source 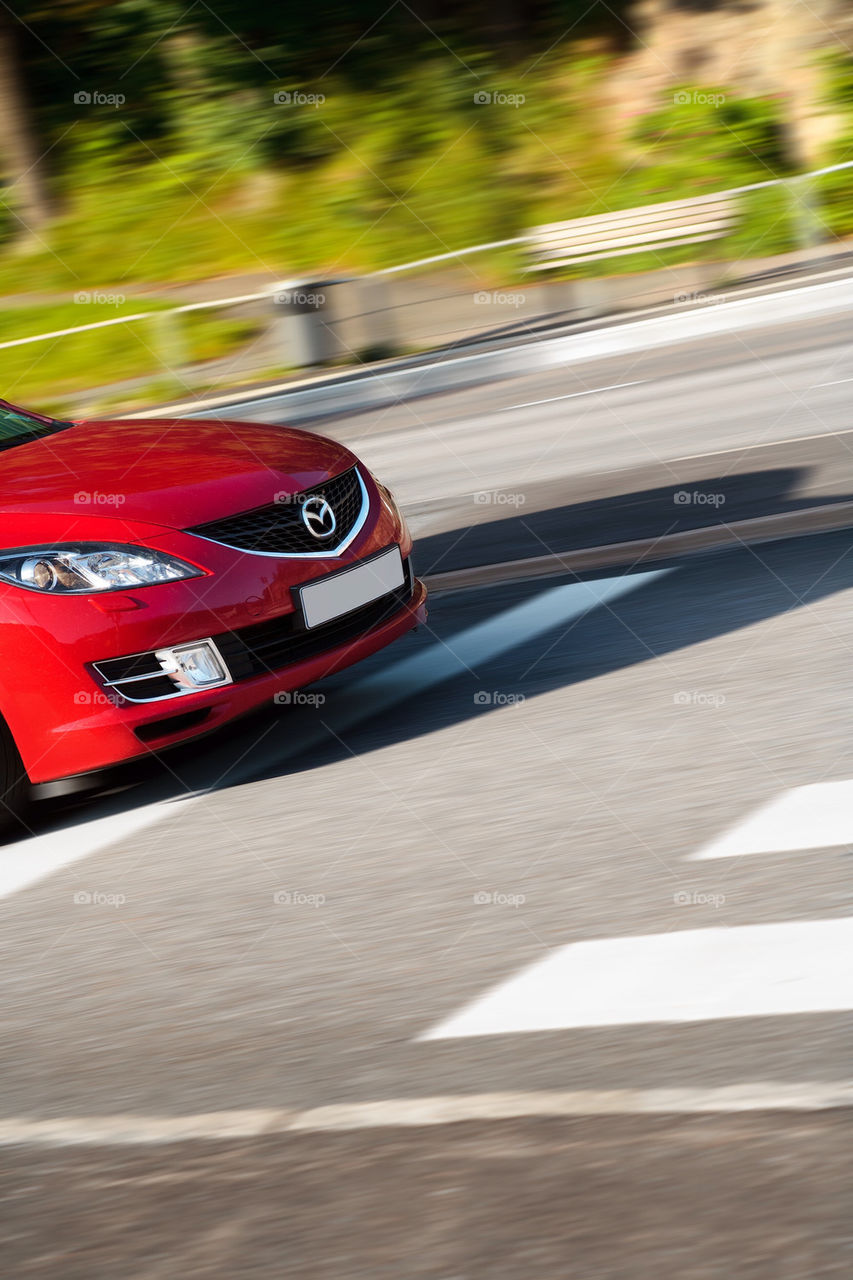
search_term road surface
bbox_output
[2,296,852,1277]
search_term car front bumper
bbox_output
[0,487,427,783]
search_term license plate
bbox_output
[298,546,405,629]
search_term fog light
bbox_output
[154,640,231,691]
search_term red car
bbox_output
[0,398,427,828]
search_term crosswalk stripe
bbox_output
[689,780,853,860]
[420,917,853,1039]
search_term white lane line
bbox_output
[667,426,853,465]
[0,799,197,902]
[0,569,665,900]
[343,570,663,708]
[812,377,853,388]
[501,381,644,410]
[2,1081,851,1146]
[690,780,853,860]
[420,918,853,1040]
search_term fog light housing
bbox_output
[155,640,231,691]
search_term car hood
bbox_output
[0,417,359,537]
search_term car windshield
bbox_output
[0,402,69,451]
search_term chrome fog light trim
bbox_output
[154,639,233,691]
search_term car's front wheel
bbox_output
[0,715,29,839]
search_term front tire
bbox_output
[0,716,30,838]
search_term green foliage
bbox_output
[815,168,853,238]
[536,87,800,275]
[3,0,853,409]
[0,49,608,289]
[819,48,853,114]
[0,189,16,245]
[0,300,258,402]
[623,91,790,200]
[816,49,853,162]
[724,186,800,260]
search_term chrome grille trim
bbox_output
[187,467,371,559]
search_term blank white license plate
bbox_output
[299,546,405,629]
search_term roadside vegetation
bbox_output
[1,3,853,411]
[0,301,258,409]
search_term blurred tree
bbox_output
[0,7,52,231]
[0,0,631,194]
[0,0,808,266]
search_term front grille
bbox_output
[215,559,415,680]
[188,467,366,555]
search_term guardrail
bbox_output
[0,290,271,360]
[4,159,853,408]
[528,192,740,270]
[357,160,853,278]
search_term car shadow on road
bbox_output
[410,464,850,576]
[249,523,853,784]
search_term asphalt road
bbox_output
[4,1115,850,1278]
[2,529,853,1275]
[2,300,853,1276]
[316,310,853,571]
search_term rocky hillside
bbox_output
[613,0,853,163]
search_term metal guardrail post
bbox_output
[272,279,347,368]
[152,310,188,377]
[790,173,824,251]
[356,273,398,359]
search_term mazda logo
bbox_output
[301,495,337,540]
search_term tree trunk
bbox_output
[0,11,52,233]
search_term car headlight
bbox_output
[0,545,204,593]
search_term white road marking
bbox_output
[501,381,644,410]
[420,918,853,1040]
[0,569,665,900]
[812,377,853,388]
[1,1081,851,1146]
[0,799,196,903]
[689,780,853,860]
[668,426,853,465]
[344,571,663,709]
